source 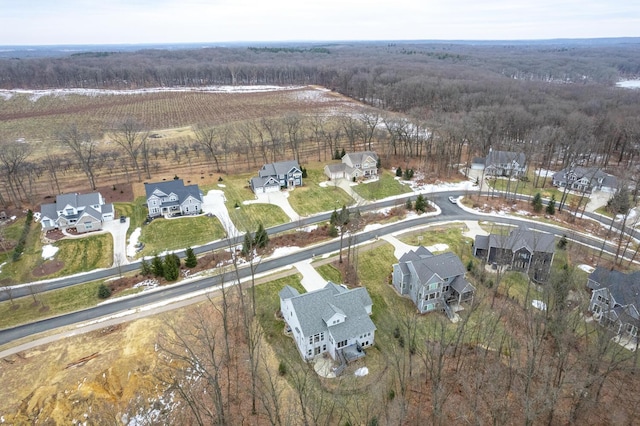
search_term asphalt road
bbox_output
[0,191,626,346]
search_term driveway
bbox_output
[201,189,241,238]
[244,190,300,222]
[102,217,129,265]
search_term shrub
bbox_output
[218,176,223,182]
[98,283,111,299]
[557,235,568,250]
[396,167,402,177]
[278,361,287,376]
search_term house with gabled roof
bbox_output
[588,267,640,343]
[473,226,555,282]
[40,192,114,234]
[279,282,376,362]
[144,179,203,218]
[552,166,618,193]
[392,247,475,319]
[483,148,527,177]
[324,151,379,181]
[251,160,302,194]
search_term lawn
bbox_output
[351,170,413,201]
[215,173,258,206]
[0,280,104,330]
[486,174,585,208]
[315,263,343,283]
[54,234,113,277]
[288,168,355,215]
[114,197,148,238]
[397,223,474,260]
[139,215,226,256]
[228,203,290,232]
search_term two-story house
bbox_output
[588,267,640,343]
[473,226,555,283]
[145,179,203,218]
[324,151,379,181]
[552,166,617,193]
[483,149,527,177]
[392,247,475,318]
[40,192,115,234]
[279,282,376,362]
[251,160,303,194]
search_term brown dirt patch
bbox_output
[31,260,65,277]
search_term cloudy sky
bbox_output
[1,0,638,45]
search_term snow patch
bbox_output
[41,244,59,260]
[271,246,301,257]
[217,183,226,187]
[426,243,449,252]
[534,168,555,177]
[126,228,142,258]
[354,367,369,377]
[578,264,595,273]
[531,300,547,311]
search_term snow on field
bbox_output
[578,264,595,273]
[616,80,640,89]
[127,227,142,258]
[354,367,369,377]
[534,168,555,177]
[41,244,59,260]
[426,243,449,252]
[271,246,301,257]
[297,224,318,233]
[532,300,547,311]
[0,261,7,273]
[0,85,305,101]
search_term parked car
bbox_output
[448,196,458,204]
[120,215,126,223]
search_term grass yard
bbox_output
[216,173,258,206]
[114,197,148,238]
[288,168,355,215]
[0,220,45,284]
[139,215,226,256]
[53,234,113,277]
[0,280,104,330]
[315,263,343,283]
[487,175,585,208]
[351,170,413,201]
[228,203,290,231]
[397,223,473,259]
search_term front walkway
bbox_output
[294,259,328,292]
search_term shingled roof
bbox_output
[144,179,203,202]
[589,267,640,307]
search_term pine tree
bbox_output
[255,223,269,248]
[164,257,180,281]
[340,148,346,158]
[151,255,164,277]
[98,283,111,299]
[415,194,427,213]
[140,258,152,276]
[532,192,543,213]
[185,247,197,268]
[334,149,340,160]
[330,209,339,226]
[242,232,253,256]
[405,197,413,210]
[546,194,556,215]
[396,167,403,177]
[301,167,308,178]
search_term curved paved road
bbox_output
[0,192,627,346]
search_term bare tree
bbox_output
[57,125,99,190]
[0,140,31,208]
[110,118,150,182]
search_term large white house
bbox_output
[144,179,203,218]
[279,282,376,362]
[324,151,379,181]
[250,160,303,194]
[40,192,114,234]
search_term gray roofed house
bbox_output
[552,166,618,193]
[474,226,555,282]
[39,191,115,234]
[251,160,302,194]
[483,149,527,177]
[279,282,376,362]
[588,267,640,344]
[145,179,203,218]
[324,151,379,181]
[392,247,475,319]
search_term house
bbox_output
[473,226,555,282]
[251,160,302,194]
[40,192,115,234]
[392,247,475,318]
[588,267,640,343]
[279,282,376,362]
[145,179,203,218]
[482,149,527,177]
[552,166,618,193]
[324,151,379,181]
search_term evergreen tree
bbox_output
[546,194,556,215]
[340,147,346,158]
[396,167,402,177]
[301,166,308,178]
[185,247,197,268]
[328,224,338,237]
[140,258,152,276]
[532,192,543,213]
[163,256,180,281]
[151,255,164,277]
[254,223,269,248]
[242,232,253,256]
[334,149,340,160]
[98,283,111,299]
[330,209,339,226]
[405,197,413,210]
[415,194,427,213]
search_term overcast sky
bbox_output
[1,0,638,45]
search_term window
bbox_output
[308,350,312,356]
[309,336,313,345]
[320,332,324,341]
[323,344,326,351]
[443,286,449,293]
[84,222,93,230]
[337,340,348,348]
